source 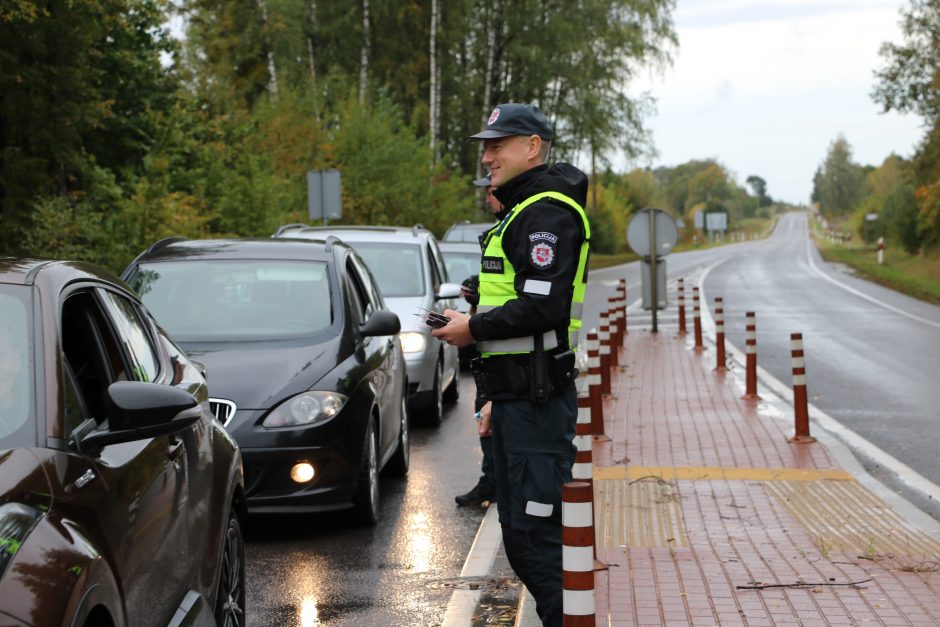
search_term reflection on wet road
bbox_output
[244,373,486,625]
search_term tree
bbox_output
[873,0,940,247]
[815,136,866,217]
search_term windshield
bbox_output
[128,260,334,341]
[349,243,426,297]
[442,251,480,285]
[444,224,492,243]
[0,286,35,447]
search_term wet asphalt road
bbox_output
[243,372,487,626]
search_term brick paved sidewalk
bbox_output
[590,328,940,627]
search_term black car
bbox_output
[0,257,246,627]
[123,238,408,524]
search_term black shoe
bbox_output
[454,480,496,506]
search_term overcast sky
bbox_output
[624,0,925,205]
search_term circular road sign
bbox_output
[626,207,678,257]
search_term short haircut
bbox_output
[538,139,552,162]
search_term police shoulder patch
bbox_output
[528,231,558,269]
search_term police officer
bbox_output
[432,103,590,626]
[454,173,507,507]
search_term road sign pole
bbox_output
[649,208,658,333]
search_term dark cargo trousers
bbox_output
[491,385,577,627]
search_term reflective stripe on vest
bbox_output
[477,190,591,357]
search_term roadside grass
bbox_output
[588,213,779,271]
[814,238,940,306]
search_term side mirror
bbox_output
[80,382,201,450]
[436,283,461,301]
[360,309,401,337]
[190,359,208,379]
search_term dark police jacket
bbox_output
[468,163,589,353]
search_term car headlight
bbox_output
[399,331,427,354]
[262,391,348,428]
[0,503,42,579]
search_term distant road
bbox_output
[585,212,940,497]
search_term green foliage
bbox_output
[882,183,921,254]
[3,0,678,270]
[814,136,867,217]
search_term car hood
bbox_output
[181,336,343,410]
[384,296,433,333]
[0,449,53,511]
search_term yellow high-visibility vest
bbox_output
[476,191,590,357]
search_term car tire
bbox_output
[214,510,246,627]
[352,417,380,525]
[443,357,460,403]
[421,359,444,426]
[385,392,410,476]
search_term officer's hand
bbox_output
[478,401,492,437]
[430,309,475,348]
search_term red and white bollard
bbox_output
[574,396,593,485]
[789,333,816,443]
[714,297,727,371]
[606,299,620,368]
[677,277,687,335]
[599,313,611,395]
[562,481,596,626]
[693,286,704,351]
[742,311,761,400]
[586,331,605,437]
[619,280,628,337]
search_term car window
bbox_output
[428,239,449,284]
[128,260,334,341]
[349,242,426,297]
[99,290,160,383]
[61,290,131,424]
[442,250,481,286]
[0,286,34,446]
[350,255,383,312]
[345,258,374,324]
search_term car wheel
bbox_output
[386,392,410,476]
[422,359,444,426]
[352,417,380,525]
[443,357,460,403]
[214,510,246,627]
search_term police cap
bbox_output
[473,173,492,187]
[468,103,554,141]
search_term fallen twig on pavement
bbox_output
[737,578,871,590]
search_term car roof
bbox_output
[0,257,126,288]
[274,224,435,244]
[129,237,348,264]
[438,241,482,254]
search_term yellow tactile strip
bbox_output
[594,476,688,549]
[593,465,853,482]
[593,465,940,556]
[766,479,940,557]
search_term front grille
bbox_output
[209,398,237,427]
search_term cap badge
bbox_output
[487,107,500,126]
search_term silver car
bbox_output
[275,224,461,425]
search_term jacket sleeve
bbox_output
[469,202,583,343]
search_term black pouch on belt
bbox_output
[550,349,578,388]
[529,333,553,403]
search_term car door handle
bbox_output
[167,436,185,461]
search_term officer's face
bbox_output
[485,186,503,213]
[482,135,540,187]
